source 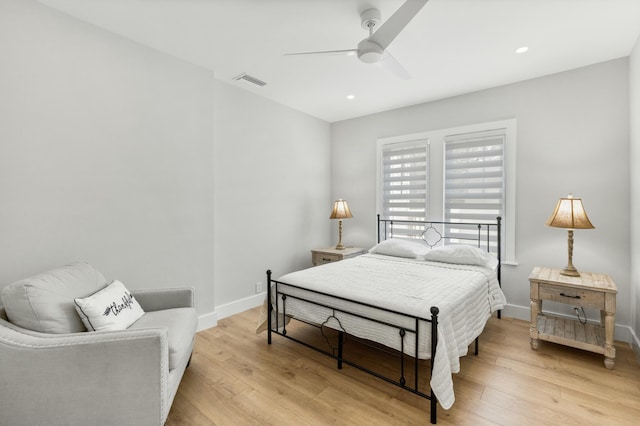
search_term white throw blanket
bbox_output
[267,254,506,410]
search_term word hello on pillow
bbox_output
[74,280,145,331]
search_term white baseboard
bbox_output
[195,293,265,332]
[216,292,265,321]
[500,303,634,344]
[197,311,218,332]
[501,303,530,322]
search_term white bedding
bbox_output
[274,253,506,410]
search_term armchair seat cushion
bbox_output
[128,307,197,370]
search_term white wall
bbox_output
[0,0,332,328]
[630,36,640,353]
[213,81,331,316]
[332,59,632,339]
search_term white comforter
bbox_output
[275,253,506,410]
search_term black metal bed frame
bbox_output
[267,216,502,424]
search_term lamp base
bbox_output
[335,219,345,250]
[560,266,580,277]
[560,229,581,277]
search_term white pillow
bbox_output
[369,238,430,259]
[423,244,498,269]
[74,280,145,331]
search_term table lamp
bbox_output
[330,199,353,250]
[545,194,594,277]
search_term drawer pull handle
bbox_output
[560,292,581,299]
[322,258,332,261]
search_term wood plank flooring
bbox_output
[166,307,640,425]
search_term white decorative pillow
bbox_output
[423,244,498,269]
[74,280,145,331]
[369,238,430,259]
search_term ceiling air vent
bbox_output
[232,73,267,87]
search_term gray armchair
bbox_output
[0,263,197,426]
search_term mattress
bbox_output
[273,253,506,410]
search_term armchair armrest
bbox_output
[132,287,194,311]
[0,319,170,426]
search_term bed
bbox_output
[266,216,505,424]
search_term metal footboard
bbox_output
[267,270,440,423]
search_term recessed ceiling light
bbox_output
[347,94,355,100]
[515,46,529,54]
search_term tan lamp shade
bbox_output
[330,199,353,220]
[545,194,594,277]
[545,195,594,230]
[330,199,353,250]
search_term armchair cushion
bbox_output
[128,307,197,370]
[0,262,106,333]
[74,280,145,331]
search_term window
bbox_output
[443,130,506,254]
[377,119,516,263]
[377,139,429,238]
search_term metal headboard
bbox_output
[376,215,502,288]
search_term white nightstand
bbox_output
[311,247,367,266]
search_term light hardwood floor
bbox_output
[166,307,640,425]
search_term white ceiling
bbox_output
[39,0,640,123]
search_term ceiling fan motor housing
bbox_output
[357,39,384,63]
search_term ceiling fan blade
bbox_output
[369,0,428,51]
[378,51,411,80]
[284,49,357,57]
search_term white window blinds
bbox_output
[444,130,505,252]
[380,139,429,238]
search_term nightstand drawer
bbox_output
[313,252,341,265]
[538,283,605,309]
[311,247,367,266]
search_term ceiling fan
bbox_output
[284,0,429,80]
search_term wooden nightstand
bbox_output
[529,266,617,369]
[311,247,367,266]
